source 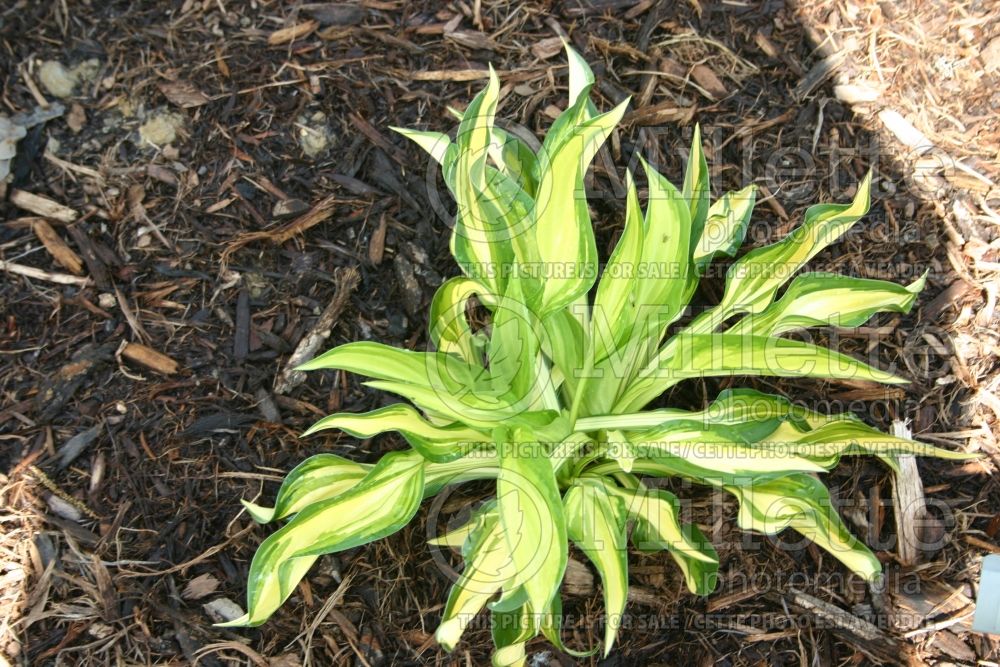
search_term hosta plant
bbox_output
[226,45,967,664]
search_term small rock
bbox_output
[98,293,116,309]
[202,597,244,623]
[297,111,331,157]
[139,111,186,147]
[39,61,77,98]
[0,116,27,181]
[66,103,87,133]
[273,198,309,218]
[47,495,82,521]
[87,622,114,639]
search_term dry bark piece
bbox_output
[121,342,179,375]
[9,189,78,223]
[157,80,210,108]
[32,219,84,274]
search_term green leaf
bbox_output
[541,308,585,398]
[241,454,369,524]
[390,127,455,167]
[532,98,630,315]
[490,127,539,197]
[301,404,490,463]
[429,277,490,364]
[635,157,692,334]
[437,509,517,651]
[222,450,425,627]
[614,485,719,595]
[496,430,567,617]
[693,185,757,270]
[717,172,872,315]
[593,170,644,363]
[725,473,881,580]
[491,600,537,667]
[619,332,906,413]
[728,271,926,337]
[451,66,515,294]
[625,421,828,476]
[298,341,486,392]
[682,124,710,252]
[564,479,628,655]
[758,418,973,473]
[488,278,550,413]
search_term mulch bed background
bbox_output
[1,1,998,665]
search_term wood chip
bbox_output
[368,212,387,265]
[0,259,91,286]
[268,20,318,46]
[785,589,906,663]
[531,36,563,60]
[891,420,930,566]
[157,80,210,108]
[182,573,220,600]
[793,51,846,100]
[121,342,179,375]
[408,69,492,81]
[444,29,498,51]
[690,63,728,100]
[9,189,78,223]
[302,2,365,26]
[274,267,360,395]
[624,101,696,126]
[32,219,84,274]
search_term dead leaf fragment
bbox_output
[157,80,210,108]
[268,20,318,45]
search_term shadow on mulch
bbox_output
[1,1,997,665]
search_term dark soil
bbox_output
[1,1,997,665]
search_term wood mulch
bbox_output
[1,1,997,665]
